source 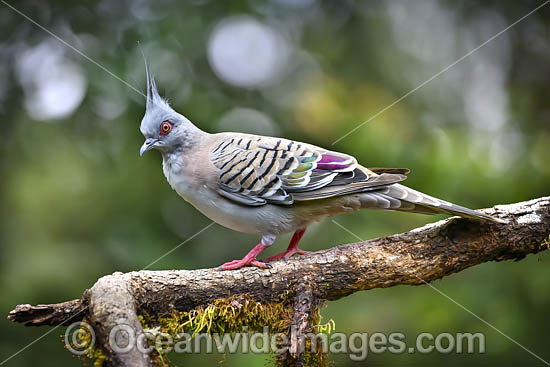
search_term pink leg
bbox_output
[218,242,270,270]
[264,228,309,262]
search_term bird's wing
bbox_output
[368,167,410,175]
[209,134,407,206]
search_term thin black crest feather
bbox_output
[138,43,160,109]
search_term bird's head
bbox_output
[139,59,196,157]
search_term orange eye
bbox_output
[159,121,173,135]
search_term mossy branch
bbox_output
[7,196,550,366]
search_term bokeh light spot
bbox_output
[207,15,289,88]
[16,40,87,121]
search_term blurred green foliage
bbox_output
[0,0,549,366]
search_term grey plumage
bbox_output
[138,60,506,270]
[208,133,503,223]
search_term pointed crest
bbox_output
[139,44,161,110]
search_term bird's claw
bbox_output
[217,259,270,271]
[264,249,310,263]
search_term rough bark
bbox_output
[286,281,323,365]
[7,196,550,366]
[86,274,151,367]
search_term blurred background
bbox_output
[0,0,549,366]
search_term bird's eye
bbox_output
[159,121,173,135]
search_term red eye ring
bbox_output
[159,121,173,135]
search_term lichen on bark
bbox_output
[129,295,332,367]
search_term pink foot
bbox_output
[264,228,309,262]
[219,259,269,270]
[218,242,270,270]
[264,248,310,262]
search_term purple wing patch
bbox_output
[316,154,353,171]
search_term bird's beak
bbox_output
[140,138,158,156]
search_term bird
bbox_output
[138,61,505,271]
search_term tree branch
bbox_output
[7,196,550,366]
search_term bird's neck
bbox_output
[161,121,206,168]
[160,127,202,196]
[180,120,206,147]
[167,119,206,150]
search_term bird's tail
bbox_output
[362,184,506,224]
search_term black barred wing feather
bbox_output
[210,135,406,206]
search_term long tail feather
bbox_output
[366,184,506,224]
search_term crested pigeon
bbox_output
[139,63,505,270]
